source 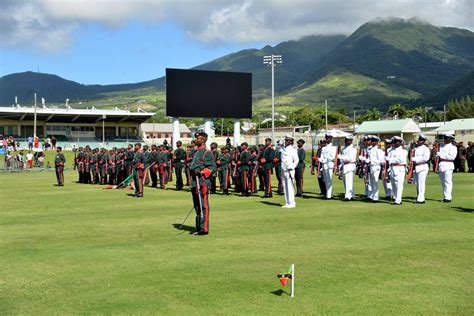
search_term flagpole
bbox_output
[291,263,295,298]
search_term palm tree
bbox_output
[366,108,381,121]
[388,103,407,119]
[407,106,425,121]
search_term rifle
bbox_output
[434,143,440,174]
[383,146,389,183]
[407,146,415,184]
[316,147,322,177]
[356,142,364,177]
[363,149,370,184]
[334,145,340,177]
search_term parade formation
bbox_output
[60,130,461,236]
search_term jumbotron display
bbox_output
[166,68,252,118]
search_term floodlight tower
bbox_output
[263,54,282,142]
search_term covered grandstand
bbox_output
[0,105,154,150]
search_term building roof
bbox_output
[140,123,191,133]
[0,105,154,123]
[434,118,474,132]
[356,119,421,134]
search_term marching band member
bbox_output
[436,132,457,203]
[412,134,430,204]
[320,132,337,199]
[338,135,357,201]
[386,136,407,205]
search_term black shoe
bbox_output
[192,231,208,236]
[415,201,425,204]
[391,202,402,205]
[370,200,379,203]
[442,199,452,203]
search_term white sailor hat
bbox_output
[385,138,393,144]
[284,134,294,140]
[345,134,354,140]
[418,134,428,141]
[442,132,455,139]
[392,136,403,142]
[371,136,380,142]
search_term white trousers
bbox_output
[343,171,355,199]
[390,168,405,204]
[323,168,333,198]
[414,169,428,202]
[383,178,392,198]
[368,169,381,201]
[282,169,296,206]
[439,170,453,200]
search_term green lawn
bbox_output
[1,167,473,314]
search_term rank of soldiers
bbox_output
[68,131,459,205]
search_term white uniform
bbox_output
[437,143,457,201]
[386,146,408,204]
[367,145,385,201]
[382,147,393,198]
[412,144,430,202]
[338,144,357,199]
[320,143,337,198]
[280,144,299,207]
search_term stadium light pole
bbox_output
[33,93,37,138]
[263,54,282,142]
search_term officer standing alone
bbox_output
[54,146,66,186]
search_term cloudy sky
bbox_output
[1,0,472,84]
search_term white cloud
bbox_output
[0,0,472,52]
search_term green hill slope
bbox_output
[1,18,473,111]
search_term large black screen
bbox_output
[166,68,252,118]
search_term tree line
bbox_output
[146,95,473,133]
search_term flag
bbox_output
[277,265,293,286]
[103,172,134,189]
[277,264,295,297]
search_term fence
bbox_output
[1,157,53,173]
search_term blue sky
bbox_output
[1,0,471,85]
[1,21,266,85]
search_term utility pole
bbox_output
[263,54,282,142]
[353,110,356,133]
[34,93,37,138]
[325,100,328,130]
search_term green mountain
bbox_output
[1,18,473,111]
[194,35,346,92]
[424,70,474,106]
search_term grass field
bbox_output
[1,165,473,314]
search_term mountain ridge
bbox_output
[1,18,473,110]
